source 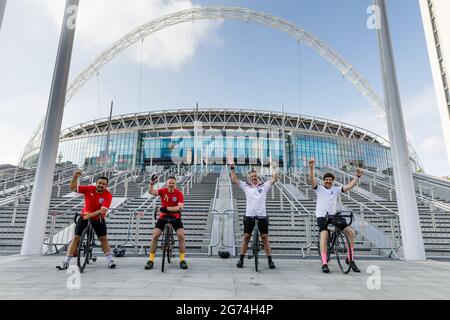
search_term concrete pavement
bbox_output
[1,255,450,300]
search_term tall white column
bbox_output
[375,0,426,260]
[0,0,6,31]
[21,0,79,256]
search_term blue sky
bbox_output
[0,0,448,175]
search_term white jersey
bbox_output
[239,180,272,217]
[313,185,344,218]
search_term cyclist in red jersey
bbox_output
[56,170,116,270]
[144,175,187,270]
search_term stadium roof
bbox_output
[60,108,390,147]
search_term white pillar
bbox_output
[375,0,426,260]
[0,0,7,31]
[21,0,79,256]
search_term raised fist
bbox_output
[150,174,158,184]
[73,170,82,178]
[356,168,363,178]
[309,159,315,167]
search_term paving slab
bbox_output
[0,255,450,299]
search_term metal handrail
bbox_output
[208,209,231,253]
[275,173,313,217]
[212,177,219,210]
[343,165,450,212]
[289,168,396,219]
[43,207,121,254]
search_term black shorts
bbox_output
[75,218,107,238]
[317,216,349,233]
[243,216,269,235]
[155,218,184,232]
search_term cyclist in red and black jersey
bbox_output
[144,175,187,270]
[56,170,116,270]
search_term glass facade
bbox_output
[48,129,392,173]
[57,132,138,170]
[289,134,392,173]
[139,130,284,167]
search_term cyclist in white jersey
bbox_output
[309,159,363,273]
[230,162,278,269]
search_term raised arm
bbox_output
[229,163,241,186]
[342,168,363,192]
[269,162,279,186]
[70,170,82,192]
[308,159,318,189]
[149,174,159,196]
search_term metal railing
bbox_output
[43,207,121,255]
[287,168,403,257]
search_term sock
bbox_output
[105,253,113,263]
[346,246,355,261]
[267,256,273,262]
[180,253,185,262]
[240,254,244,261]
[64,256,72,264]
[150,253,155,262]
[321,252,328,265]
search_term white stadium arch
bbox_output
[19,6,422,167]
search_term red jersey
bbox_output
[157,187,184,219]
[77,185,112,220]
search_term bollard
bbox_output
[124,178,129,198]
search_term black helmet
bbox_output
[218,251,230,259]
[113,245,126,257]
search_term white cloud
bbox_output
[29,0,222,70]
[0,94,49,164]
[0,0,222,166]
[402,86,450,176]
[418,135,445,154]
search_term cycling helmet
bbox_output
[218,250,230,259]
[113,245,126,257]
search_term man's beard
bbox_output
[96,187,103,192]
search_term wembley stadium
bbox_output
[19,108,419,173]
